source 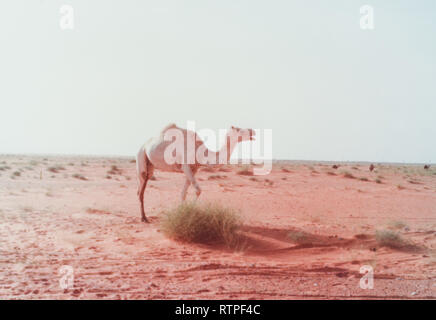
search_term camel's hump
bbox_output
[160,123,178,134]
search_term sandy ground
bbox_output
[0,155,435,299]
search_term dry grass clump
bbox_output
[47,165,66,173]
[387,220,408,230]
[288,231,312,245]
[12,171,21,177]
[264,178,274,186]
[236,165,253,176]
[160,202,242,248]
[342,171,355,179]
[200,166,216,173]
[107,165,122,175]
[218,166,232,173]
[72,173,88,181]
[360,177,369,182]
[375,230,408,249]
[208,174,227,180]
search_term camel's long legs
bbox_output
[138,177,149,223]
[181,164,201,199]
[181,179,191,201]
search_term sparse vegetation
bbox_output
[160,202,242,248]
[72,173,87,181]
[360,177,369,182]
[342,171,355,179]
[375,230,408,249]
[218,166,232,173]
[47,165,66,173]
[236,165,253,176]
[264,179,274,186]
[387,220,408,230]
[397,184,405,190]
[375,178,382,184]
[208,174,227,180]
[107,165,122,175]
[288,231,312,245]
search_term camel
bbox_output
[136,124,255,223]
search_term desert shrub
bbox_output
[208,175,227,180]
[264,179,274,186]
[388,220,408,230]
[342,171,355,179]
[375,230,408,249]
[237,165,253,176]
[375,178,382,184]
[72,173,87,181]
[360,177,369,181]
[218,166,232,172]
[47,165,65,173]
[288,231,312,245]
[160,202,242,248]
[107,165,122,175]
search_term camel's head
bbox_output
[230,126,256,142]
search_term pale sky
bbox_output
[0,0,435,163]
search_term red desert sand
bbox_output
[0,155,435,299]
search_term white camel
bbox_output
[136,123,255,222]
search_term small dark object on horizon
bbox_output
[424,164,430,170]
[369,164,375,172]
[332,164,339,169]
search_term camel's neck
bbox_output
[213,133,239,165]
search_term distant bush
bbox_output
[72,173,87,181]
[237,165,253,176]
[342,171,355,179]
[375,230,407,249]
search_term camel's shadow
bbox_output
[142,215,425,256]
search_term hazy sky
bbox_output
[0,0,435,162]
